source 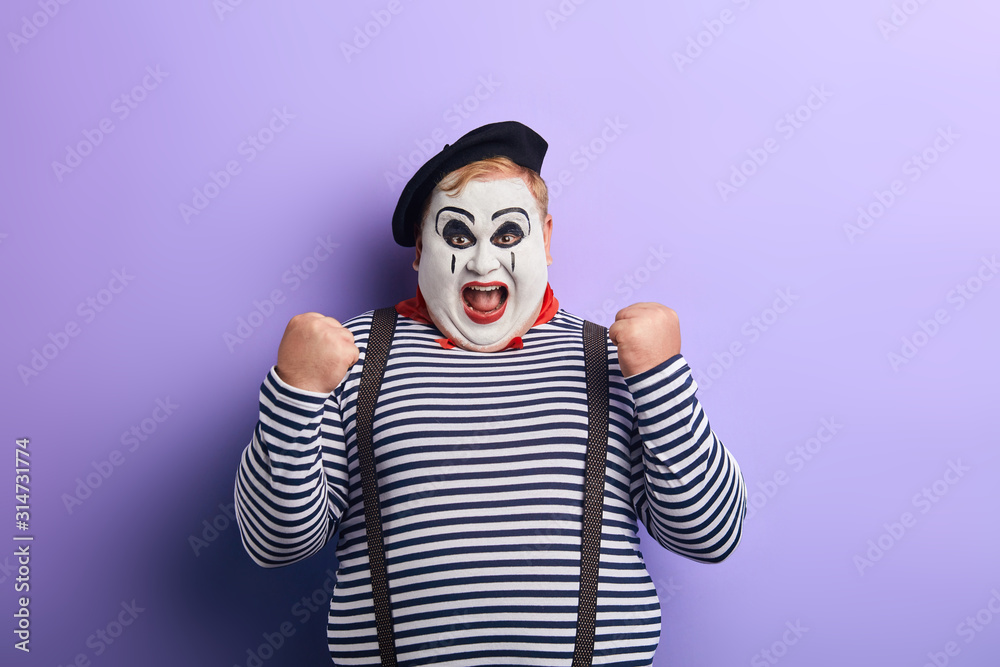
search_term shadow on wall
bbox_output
[165,429,341,666]
[317,216,419,319]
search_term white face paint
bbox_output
[416,177,549,352]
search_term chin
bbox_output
[450,336,515,353]
[432,311,532,353]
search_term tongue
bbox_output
[465,287,502,312]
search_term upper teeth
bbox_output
[469,285,500,291]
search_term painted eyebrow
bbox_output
[492,207,530,234]
[435,207,474,235]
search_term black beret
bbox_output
[391,120,548,247]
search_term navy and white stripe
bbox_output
[235,309,746,666]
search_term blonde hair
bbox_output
[418,157,548,236]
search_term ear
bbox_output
[412,234,422,271]
[542,214,553,266]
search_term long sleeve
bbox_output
[625,353,747,563]
[234,366,351,568]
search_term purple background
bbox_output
[3,1,999,665]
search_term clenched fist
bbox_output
[609,303,681,378]
[275,312,360,394]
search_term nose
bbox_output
[466,242,500,276]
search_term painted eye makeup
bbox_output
[441,219,477,249]
[490,221,524,248]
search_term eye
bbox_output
[441,219,477,249]
[447,234,473,248]
[491,221,524,248]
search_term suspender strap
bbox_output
[355,306,399,667]
[572,320,610,667]
[357,311,609,667]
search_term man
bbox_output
[235,121,746,666]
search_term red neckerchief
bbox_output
[395,283,559,350]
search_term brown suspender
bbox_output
[572,320,610,667]
[355,307,399,667]
[355,307,609,666]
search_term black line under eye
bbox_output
[491,221,524,248]
[442,219,476,249]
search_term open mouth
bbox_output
[462,282,509,324]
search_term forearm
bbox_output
[628,354,747,563]
[235,367,348,567]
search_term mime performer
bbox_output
[235,121,747,666]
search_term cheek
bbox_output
[510,238,547,272]
[423,239,458,268]
[418,241,468,298]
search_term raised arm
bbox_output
[625,355,746,563]
[609,302,746,563]
[234,312,359,567]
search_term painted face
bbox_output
[416,177,550,352]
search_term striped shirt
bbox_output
[235,309,746,666]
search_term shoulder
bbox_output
[341,310,374,332]
[541,309,613,346]
[544,308,624,370]
[523,309,618,362]
[337,310,374,352]
[341,308,442,354]
[545,309,613,331]
[542,308,585,332]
